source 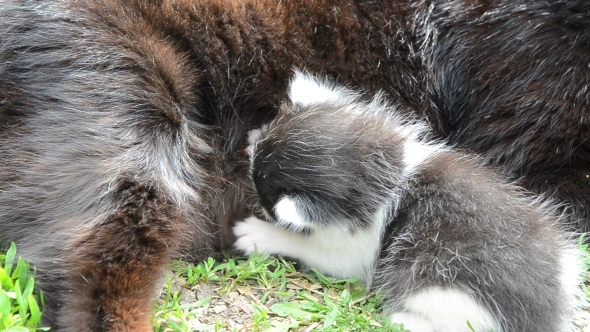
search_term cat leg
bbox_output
[54,180,187,332]
[234,215,380,281]
[233,216,309,257]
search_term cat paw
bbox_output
[233,216,290,255]
[390,312,436,332]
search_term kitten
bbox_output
[234,71,583,332]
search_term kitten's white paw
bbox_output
[390,312,436,332]
[233,216,291,255]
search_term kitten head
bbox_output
[247,71,410,232]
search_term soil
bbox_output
[164,273,333,331]
[162,274,590,332]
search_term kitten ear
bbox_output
[288,69,355,107]
[274,196,311,232]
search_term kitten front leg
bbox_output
[233,216,309,257]
[234,215,378,281]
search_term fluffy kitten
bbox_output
[235,72,583,332]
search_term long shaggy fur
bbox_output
[418,0,590,231]
[0,0,588,330]
[235,72,583,332]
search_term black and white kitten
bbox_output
[234,72,583,332]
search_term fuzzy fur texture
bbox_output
[0,0,588,330]
[235,72,583,332]
[418,0,590,231]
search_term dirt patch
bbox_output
[160,272,590,332]
[162,273,335,331]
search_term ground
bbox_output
[152,254,590,332]
[1,246,589,331]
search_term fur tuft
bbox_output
[288,70,359,107]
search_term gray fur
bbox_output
[242,75,582,331]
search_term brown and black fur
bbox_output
[0,0,588,330]
[0,0,423,330]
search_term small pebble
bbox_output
[213,304,227,314]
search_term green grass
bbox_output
[4,238,590,332]
[155,254,405,332]
[0,243,47,332]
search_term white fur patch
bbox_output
[288,70,355,107]
[234,202,391,283]
[245,125,269,158]
[393,287,499,332]
[559,248,584,297]
[402,139,446,176]
[300,222,381,282]
[247,127,264,146]
[245,129,261,157]
[558,247,584,331]
[274,197,309,232]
